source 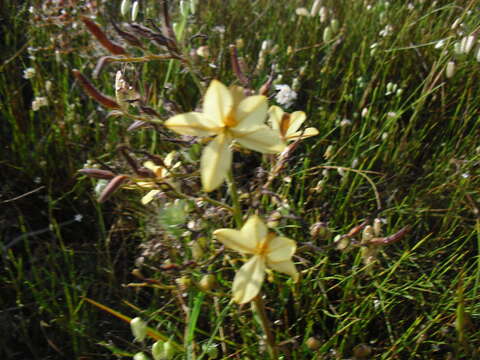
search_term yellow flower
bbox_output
[214,215,298,304]
[165,80,285,192]
[268,105,319,142]
[136,152,179,204]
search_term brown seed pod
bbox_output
[78,168,116,180]
[98,175,130,203]
[80,16,127,55]
[72,69,120,109]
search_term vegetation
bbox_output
[1,1,479,359]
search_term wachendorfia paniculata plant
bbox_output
[76,1,409,358]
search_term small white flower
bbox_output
[32,97,48,111]
[434,39,446,49]
[74,214,83,222]
[23,67,36,79]
[379,24,393,37]
[274,84,297,108]
[295,7,310,17]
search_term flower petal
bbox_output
[214,229,256,254]
[234,95,268,129]
[203,80,233,126]
[229,85,246,107]
[240,215,268,249]
[286,127,319,141]
[266,259,298,282]
[267,236,296,263]
[201,133,232,192]
[165,112,219,136]
[141,190,161,204]
[233,126,286,154]
[284,111,307,137]
[143,161,163,177]
[233,255,266,304]
[267,105,284,131]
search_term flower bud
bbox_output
[291,78,301,91]
[180,0,189,17]
[120,0,131,16]
[361,107,369,118]
[295,7,310,17]
[235,38,244,49]
[130,317,147,342]
[190,241,204,260]
[310,222,330,239]
[190,0,198,14]
[373,218,382,236]
[310,0,322,17]
[323,26,333,42]
[176,276,191,291]
[460,35,475,54]
[361,225,374,243]
[196,45,210,58]
[162,340,175,359]
[446,61,455,79]
[198,274,217,292]
[324,145,334,159]
[306,336,322,350]
[353,343,372,358]
[152,341,165,360]
[330,19,340,34]
[131,1,139,22]
[334,234,350,251]
[133,352,150,360]
[319,7,328,22]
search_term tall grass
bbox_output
[1,0,479,359]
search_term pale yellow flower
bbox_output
[268,105,319,142]
[214,215,298,304]
[165,80,285,192]
[136,152,179,204]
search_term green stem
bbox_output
[252,295,278,359]
[226,171,242,228]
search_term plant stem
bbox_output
[252,295,278,359]
[226,170,243,228]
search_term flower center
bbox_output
[223,108,238,128]
[280,113,291,136]
[256,232,276,256]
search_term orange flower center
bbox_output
[280,113,291,136]
[256,232,276,256]
[223,108,238,128]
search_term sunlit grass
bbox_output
[1,0,479,359]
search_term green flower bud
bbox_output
[330,19,340,34]
[133,352,150,360]
[323,26,333,42]
[130,317,147,342]
[163,340,175,359]
[152,340,165,360]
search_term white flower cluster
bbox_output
[274,84,297,108]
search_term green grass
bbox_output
[1,0,480,359]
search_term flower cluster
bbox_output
[165,80,318,192]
